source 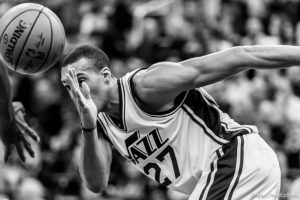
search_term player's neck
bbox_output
[102,78,120,120]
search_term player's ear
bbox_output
[101,67,111,78]
[101,67,112,84]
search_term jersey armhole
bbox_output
[97,118,113,145]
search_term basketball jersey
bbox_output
[97,68,258,195]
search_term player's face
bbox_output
[61,58,111,111]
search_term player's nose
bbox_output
[61,76,69,86]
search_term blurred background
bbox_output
[0,0,300,199]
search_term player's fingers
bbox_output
[66,86,75,100]
[71,68,80,88]
[68,68,75,80]
[68,68,79,89]
[21,138,35,158]
[63,79,81,110]
[16,141,26,163]
[66,73,76,90]
[75,90,86,107]
[61,77,74,98]
[26,127,40,143]
[81,82,91,99]
[65,74,77,99]
[65,72,87,109]
[16,121,40,142]
[4,145,12,163]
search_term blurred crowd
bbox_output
[1,0,300,199]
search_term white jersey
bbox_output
[97,68,258,195]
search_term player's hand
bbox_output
[61,68,97,130]
[3,102,40,163]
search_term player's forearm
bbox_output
[79,130,109,193]
[178,45,300,87]
[241,45,300,69]
[182,45,300,74]
[0,61,14,131]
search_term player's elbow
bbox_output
[81,172,109,193]
[86,181,108,193]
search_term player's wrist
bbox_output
[81,125,96,134]
[0,100,15,123]
[80,116,96,128]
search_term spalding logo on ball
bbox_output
[0,3,65,74]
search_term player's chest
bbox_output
[121,128,171,165]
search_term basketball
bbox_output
[0,3,65,74]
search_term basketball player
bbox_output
[0,58,39,163]
[61,45,299,199]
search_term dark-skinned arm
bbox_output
[0,59,39,163]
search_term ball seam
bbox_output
[33,11,53,73]
[15,7,44,71]
[0,9,41,43]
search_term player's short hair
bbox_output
[62,45,110,71]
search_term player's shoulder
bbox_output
[130,68,145,86]
[130,62,181,88]
[127,67,164,110]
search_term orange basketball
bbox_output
[0,3,65,74]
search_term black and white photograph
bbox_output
[0,0,300,199]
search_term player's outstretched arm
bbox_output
[61,68,112,193]
[135,45,300,106]
[0,59,39,163]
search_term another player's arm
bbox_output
[135,45,300,106]
[0,59,39,163]
[62,68,112,193]
[0,59,14,133]
[79,128,112,193]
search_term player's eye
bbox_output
[78,79,86,87]
[78,78,84,83]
